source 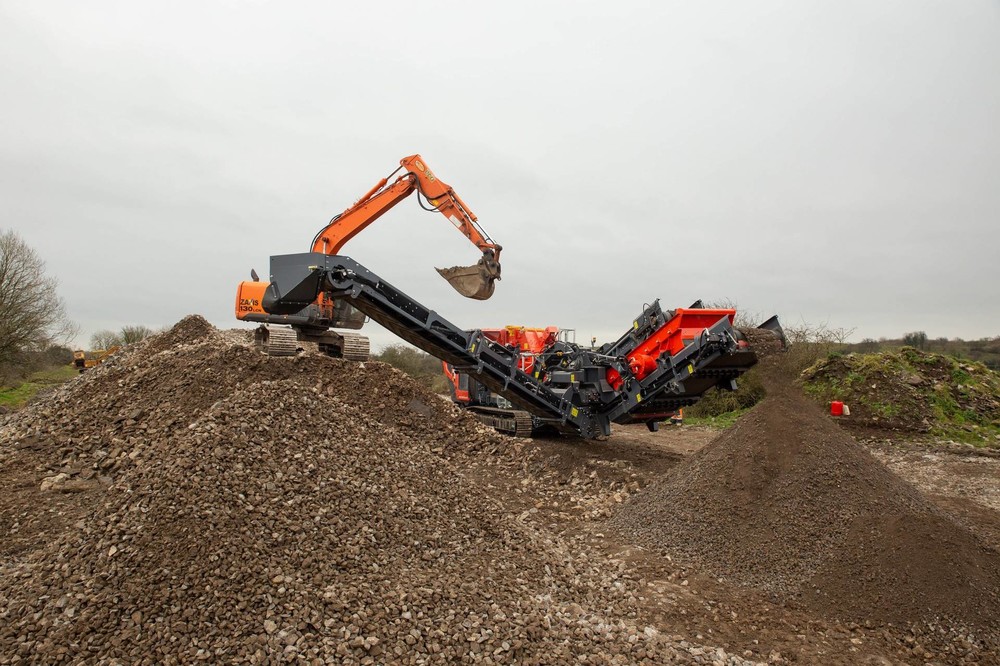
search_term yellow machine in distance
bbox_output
[72,347,120,373]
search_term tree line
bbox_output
[0,230,76,381]
[1,229,157,382]
[89,325,155,351]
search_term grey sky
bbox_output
[2,1,998,351]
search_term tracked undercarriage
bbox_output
[254,324,370,361]
[464,406,536,438]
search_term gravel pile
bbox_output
[1,316,752,665]
[610,384,1000,636]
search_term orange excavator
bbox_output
[234,154,502,359]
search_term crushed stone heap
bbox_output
[610,383,1000,634]
[0,316,732,665]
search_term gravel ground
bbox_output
[5,316,997,664]
[0,316,755,665]
[609,383,1000,659]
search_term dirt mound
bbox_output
[610,384,1000,634]
[802,347,1000,443]
[0,316,724,663]
[142,314,217,354]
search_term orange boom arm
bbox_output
[235,153,504,333]
[310,154,501,263]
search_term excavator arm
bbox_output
[235,153,503,356]
[309,154,502,299]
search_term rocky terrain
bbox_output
[0,317,750,665]
[1,316,998,665]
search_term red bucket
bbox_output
[830,401,844,416]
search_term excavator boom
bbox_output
[309,154,502,299]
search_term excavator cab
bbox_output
[437,249,502,300]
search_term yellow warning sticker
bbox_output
[571,407,579,417]
[570,374,575,383]
[636,393,643,402]
[470,343,476,353]
[687,364,694,374]
[633,320,639,330]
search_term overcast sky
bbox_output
[2,1,998,351]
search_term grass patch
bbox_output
[683,408,750,429]
[0,364,78,409]
[685,369,766,419]
[802,380,834,399]
[868,401,901,420]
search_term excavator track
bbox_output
[512,411,534,438]
[468,407,534,438]
[339,332,370,361]
[255,325,298,357]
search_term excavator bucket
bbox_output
[436,251,501,300]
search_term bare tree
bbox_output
[120,325,153,344]
[0,230,76,366]
[903,331,928,349]
[90,330,123,350]
[90,325,154,349]
[703,298,761,329]
[782,319,856,346]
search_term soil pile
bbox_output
[801,347,1000,442]
[0,317,732,664]
[610,384,1000,635]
